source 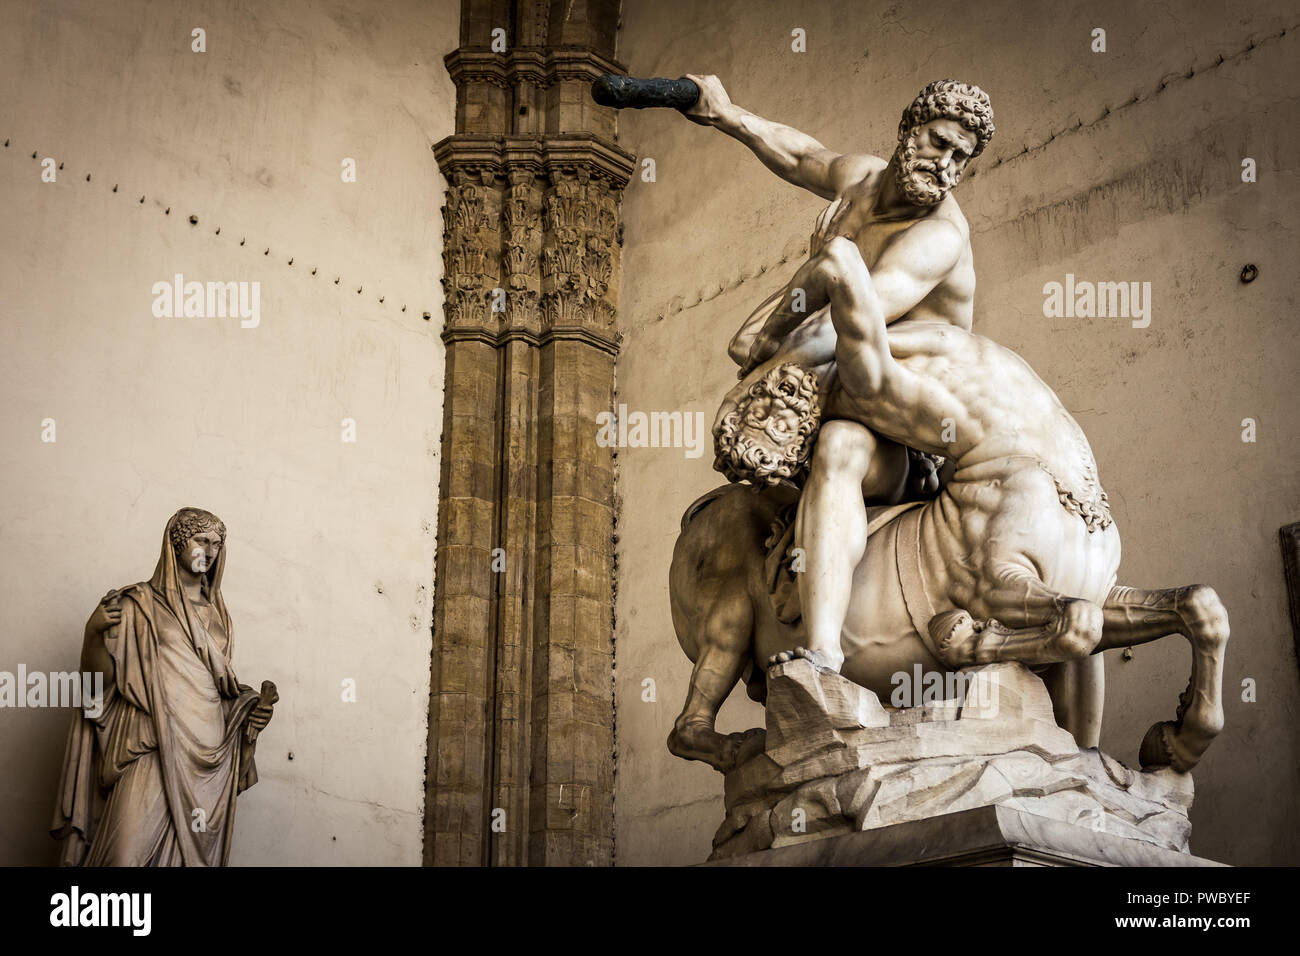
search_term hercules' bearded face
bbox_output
[894,118,978,206]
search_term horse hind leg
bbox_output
[667,584,766,774]
[1040,656,1104,749]
[929,576,1228,772]
[1097,584,1229,772]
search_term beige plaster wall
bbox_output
[0,0,457,865]
[613,0,1300,865]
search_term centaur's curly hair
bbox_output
[898,79,995,157]
[714,363,822,486]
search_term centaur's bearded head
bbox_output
[714,363,822,486]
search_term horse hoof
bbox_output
[1139,720,1174,769]
[1139,720,1194,773]
[730,728,768,768]
[930,609,976,666]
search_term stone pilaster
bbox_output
[425,0,632,867]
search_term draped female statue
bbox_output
[51,507,276,866]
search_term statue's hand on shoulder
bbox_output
[86,589,122,636]
[682,73,731,126]
[81,589,122,679]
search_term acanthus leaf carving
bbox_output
[439,151,626,338]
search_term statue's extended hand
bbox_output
[247,701,274,734]
[245,680,279,743]
[86,590,122,635]
[682,74,731,126]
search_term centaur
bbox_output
[668,237,1229,776]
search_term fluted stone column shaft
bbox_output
[425,0,631,867]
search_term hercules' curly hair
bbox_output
[168,507,227,556]
[714,364,822,486]
[898,79,995,157]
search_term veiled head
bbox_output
[167,507,226,575]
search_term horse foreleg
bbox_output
[668,586,766,774]
[1098,585,1228,772]
[929,567,1106,743]
[930,598,1104,668]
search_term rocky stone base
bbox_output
[704,804,1223,867]
[710,659,1196,862]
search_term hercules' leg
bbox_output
[780,420,908,673]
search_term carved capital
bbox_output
[435,135,635,192]
[444,47,626,93]
[437,132,627,339]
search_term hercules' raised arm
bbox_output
[682,74,881,200]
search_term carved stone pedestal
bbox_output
[703,804,1224,867]
[708,659,1217,866]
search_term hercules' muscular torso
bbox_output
[832,164,976,331]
